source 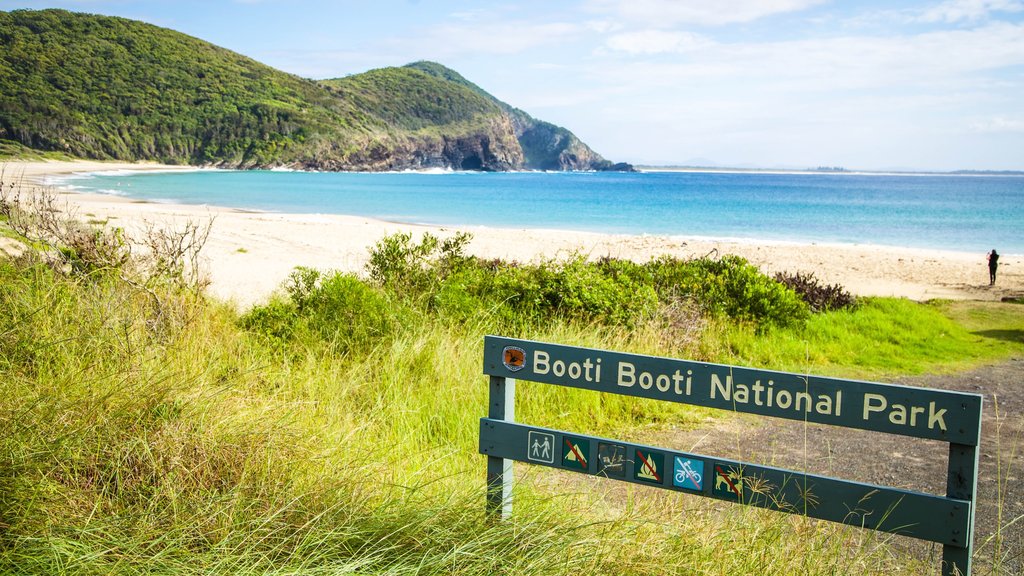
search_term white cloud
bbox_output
[448,9,489,22]
[593,23,1024,92]
[605,30,712,54]
[389,21,583,58]
[969,116,1024,132]
[585,0,826,27]
[585,20,622,34]
[559,13,1024,168]
[920,0,1024,23]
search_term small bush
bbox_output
[647,255,809,329]
[304,272,403,352]
[242,267,410,354]
[365,233,809,331]
[368,233,658,327]
[237,298,299,344]
[774,271,857,313]
[541,255,658,325]
[366,231,472,295]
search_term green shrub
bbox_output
[367,231,472,296]
[237,297,299,344]
[432,265,501,323]
[646,255,809,329]
[537,255,658,325]
[306,272,401,351]
[367,234,658,327]
[366,233,806,330]
[242,267,410,354]
[774,271,856,313]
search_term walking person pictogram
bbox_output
[527,431,555,464]
[538,436,550,459]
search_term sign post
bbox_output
[480,336,983,575]
[485,374,514,519]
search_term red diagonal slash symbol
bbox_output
[565,438,587,469]
[636,450,662,482]
[715,465,741,496]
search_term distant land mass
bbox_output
[0,9,630,172]
[639,164,1024,176]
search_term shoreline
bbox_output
[4,159,1022,309]
[20,160,1024,256]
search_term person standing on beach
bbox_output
[988,249,1000,285]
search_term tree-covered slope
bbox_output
[0,9,626,171]
[321,66,503,132]
[0,9,376,167]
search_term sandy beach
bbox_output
[3,159,1021,309]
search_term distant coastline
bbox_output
[637,165,1024,177]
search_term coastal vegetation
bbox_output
[2,185,1022,574]
[0,9,620,172]
[0,138,74,161]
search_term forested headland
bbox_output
[0,9,626,172]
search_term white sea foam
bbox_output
[78,167,210,177]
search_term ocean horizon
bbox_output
[53,168,1024,255]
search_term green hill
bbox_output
[0,9,627,171]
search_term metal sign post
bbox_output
[480,336,982,576]
[485,374,514,519]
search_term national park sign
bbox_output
[478,336,982,576]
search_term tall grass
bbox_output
[1,227,1021,573]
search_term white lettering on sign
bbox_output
[533,350,602,383]
[710,374,842,417]
[523,346,957,437]
[862,393,947,431]
[616,361,692,396]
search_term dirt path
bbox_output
[662,359,1023,571]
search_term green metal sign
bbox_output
[480,336,982,576]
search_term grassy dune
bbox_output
[1,217,1021,574]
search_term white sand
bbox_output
[4,159,1021,309]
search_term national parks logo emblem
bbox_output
[502,346,526,372]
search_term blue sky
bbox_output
[6,0,1024,170]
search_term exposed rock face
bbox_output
[341,117,628,173]
[301,117,525,172]
[517,112,635,171]
[441,116,525,171]
[320,96,618,173]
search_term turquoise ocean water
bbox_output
[57,170,1024,254]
